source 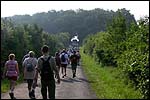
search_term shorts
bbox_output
[7,76,17,81]
[61,64,67,68]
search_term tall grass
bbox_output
[80,49,142,99]
[1,74,24,93]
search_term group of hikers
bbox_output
[2,45,81,99]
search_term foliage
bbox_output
[83,15,149,98]
[81,48,142,99]
[117,16,149,99]
[2,8,136,43]
[1,18,70,74]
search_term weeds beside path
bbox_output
[80,49,142,99]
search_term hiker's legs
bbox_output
[10,80,16,93]
[58,65,60,74]
[48,80,55,99]
[41,80,48,99]
[72,64,77,78]
[61,64,64,75]
[61,64,67,77]
[75,66,77,74]
[27,79,33,91]
[55,65,60,78]
[27,79,35,98]
[77,59,80,65]
[71,65,75,78]
[9,77,17,99]
[64,64,67,76]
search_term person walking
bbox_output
[22,50,29,63]
[22,51,37,99]
[76,50,81,66]
[2,53,19,99]
[32,45,60,99]
[70,51,78,78]
[60,49,69,78]
[55,52,61,77]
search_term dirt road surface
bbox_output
[1,65,97,99]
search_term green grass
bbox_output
[1,79,10,93]
[1,74,24,93]
[80,48,142,99]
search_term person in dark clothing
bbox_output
[76,50,81,66]
[22,50,30,63]
[55,52,61,77]
[69,51,78,78]
[32,45,60,99]
[55,52,61,73]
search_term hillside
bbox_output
[3,8,136,42]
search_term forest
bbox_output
[1,8,149,99]
[3,8,136,43]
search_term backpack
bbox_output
[61,53,66,62]
[40,56,54,80]
[71,55,78,64]
[26,59,34,72]
[22,54,29,63]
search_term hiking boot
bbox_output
[73,73,76,78]
[62,75,64,78]
[29,90,35,99]
[9,93,16,99]
[29,91,32,98]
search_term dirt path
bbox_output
[1,65,97,99]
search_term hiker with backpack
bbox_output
[22,51,37,99]
[76,50,81,66]
[22,50,30,63]
[2,53,19,99]
[69,51,79,78]
[60,49,69,78]
[32,45,60,99]
[55,51,61,76]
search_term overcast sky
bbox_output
[1,1,149,21]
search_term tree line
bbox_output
[1,18,70,74]
[83,12,149,99]
[3,8,136,43]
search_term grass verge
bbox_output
[80,49,142,99]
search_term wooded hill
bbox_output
[2,8,136,42]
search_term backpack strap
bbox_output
[41,58,44,62]
[41,56,51,62]
[40,56,51,71]
[46,56,51,62]
[27,58,34,64]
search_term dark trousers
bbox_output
[41,79,55,99]
[71,63,77,72]
[27,79,33,91]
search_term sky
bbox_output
[1,1,149,21]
